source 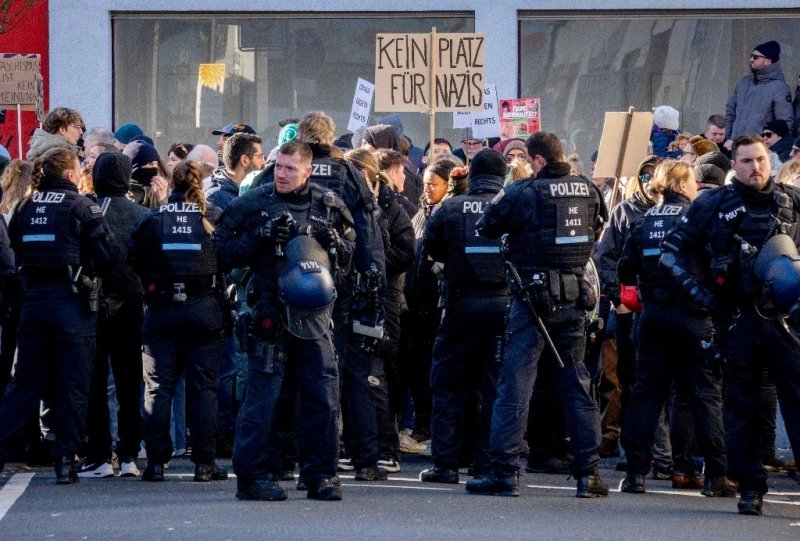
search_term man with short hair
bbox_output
[27,107,85,160]
[422,138,453,167]
[215,141,355,502]
[724,41,793,150]
[455,137,485,162]
[660,134,800,516]
[205,133,264,211]
[250,111,388,481]
[703,115,726,145]
[211,123,257,165]
[468,132,609,498]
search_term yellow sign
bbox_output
[374,32,485,112]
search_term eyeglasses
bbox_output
[750,53,767,60]
[762,131,774,138]
[70,124,84,132]
[463,140,483,147]
[506,152,527,163]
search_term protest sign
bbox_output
[470,84,500,139]
[594,108,654,180]
[0,53,42,109]
[347,78,375,133]
[499,98,541,139]
[374,32,485,113]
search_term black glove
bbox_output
[258,213,295,242]
[317,227,343,252]
[687,284,717,314]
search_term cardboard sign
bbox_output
[499,98,541,139]
[0,53,42,109]
[374,32,485,112]
[347,78,375,133]
[594,110,654,179]
[195,63,225,128]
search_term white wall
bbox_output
[50,0,799,130]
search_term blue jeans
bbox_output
[490,299,600,477]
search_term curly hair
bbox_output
[0,159,34,214]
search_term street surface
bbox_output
[1,455,798,540]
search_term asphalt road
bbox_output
[1,455,798,541]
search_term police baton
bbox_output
[505,260,565,368]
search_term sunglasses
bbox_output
[750,53,768,60]
[762,131,775,138]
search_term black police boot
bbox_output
[620,473,645,494]
[236,474,288,501]
[142,463,166,482]
[54,455,78,485]
[307,477,343,501]
[737,490,764,515]
[701,476,737,497]
[465,470,520,497]
[420,466,459,484]
[576,472,609,498]
[194,462,229,482]
[354,465,387,481]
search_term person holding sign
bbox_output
[468,132,609,498]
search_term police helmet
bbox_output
[278,236,336,339]
[753,234,800,316]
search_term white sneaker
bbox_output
[77,460,115,478]
[377,456,401,473]
[119,460,140,477]
[337,458,354,472]
[398,431,426,454]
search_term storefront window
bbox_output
[113,13,473,155]
[519,11,800,163]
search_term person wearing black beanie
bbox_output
[469,148,507,179]
[724,40,793,145]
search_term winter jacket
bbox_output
[725,62,794,139]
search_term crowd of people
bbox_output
[0,38,798,514]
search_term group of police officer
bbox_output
[0,114,797,515]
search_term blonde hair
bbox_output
[172,160,214,234]
[0,160,34,214]
[297,111,336,146]
[775,160,800,186]
[344,148,390,199]
[648,159,693,197]
[567,153,583,176]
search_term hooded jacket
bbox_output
[26,128,80,161]
[93,152,150,300]
[725,62,794,139]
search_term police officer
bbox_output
[251,111,387,480]
[468,132,609,498]
[660,134,800,516]
[215,141,355,501]
[418,149,509,484]
[129,160,227,483]
[0,147,117,483]
[617,160,734,497]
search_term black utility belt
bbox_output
[22,266,77,286]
